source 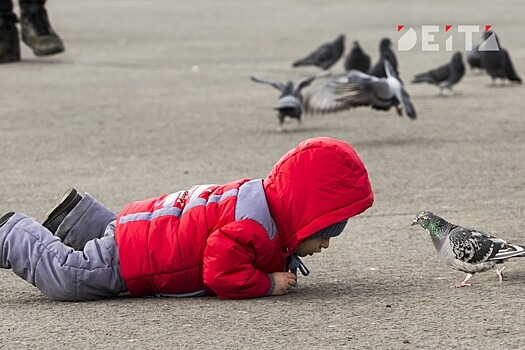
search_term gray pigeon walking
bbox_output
[412,211,525,288]
[304,61,416,119]
[292,34,345,70]
[250,71,330,132]
[368,38,399,78]
[344,40,371,72]
[411,52,465,94]
[479,31,522,84]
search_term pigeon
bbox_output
[466,44,482,71]
[344,40,371,72]
[292,34,345,70]
[250,71,331,132]
[304,61,416,119]
[479,31,522,84]
[412,211,525,288]
[411,51,465,94]
[368,38,399,78]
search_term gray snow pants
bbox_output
[0,193,127,301]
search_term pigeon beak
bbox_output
[411,220,418,226]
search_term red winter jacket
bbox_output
[114,137,374,299]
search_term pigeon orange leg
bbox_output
[395,105,403,117]
[451,273,474,288]
[495,266,506,286]
[437,89,451,98]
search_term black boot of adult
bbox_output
[20,3,64,56]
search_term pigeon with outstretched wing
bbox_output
[305,61,416,119]
[251,71,331,132]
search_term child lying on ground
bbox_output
[0,137,374,301]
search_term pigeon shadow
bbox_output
[352,136,434,149]
[486,83,522,88]
[260,125,336,135]
[16,58,165,70]
[412,92,464,100]
[438,91,463,97]
[14,58,67,66]
[468,70,485,76]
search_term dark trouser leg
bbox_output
[0,213,126,301]
[0,0,20,63]
[19,0,45,16]
[0,0,14,14]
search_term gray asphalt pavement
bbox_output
[1,1,525,349]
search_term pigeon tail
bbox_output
[501,50,522,83]
[412,73,433,84]
[489,244,525,260]
[401,96,417,120]
[292,57,314,67]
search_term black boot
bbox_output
[42,188,82,234]
[0,14,20,63]
[21,7,64,56]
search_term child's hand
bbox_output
[270,272,297,296]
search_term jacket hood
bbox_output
[263,137,374,255]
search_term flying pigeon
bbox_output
[250,71,331,132]
[304,61,416,119]
[368,38,399,78]
[479,31,522,84]
[466,44,482,71]
[292,34,345,70]
[411,51,465,94]
[344,40,371,72]
[412,211,525,288]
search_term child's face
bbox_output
[294,238,331,257]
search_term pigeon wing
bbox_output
[294,70,332,93]
[412,63,450,85]
[441,55,466,88]
[304,71,381,114]
[250,76,285,92]
[303,74,354,114]
[336,74,394,110]
[449,227,525,264]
